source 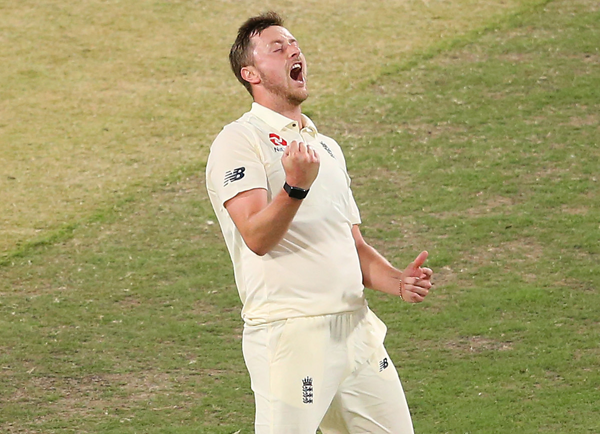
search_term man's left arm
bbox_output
[352,225,433,303]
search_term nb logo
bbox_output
[379,357,389,372]
[224,167,246,186]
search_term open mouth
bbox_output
[290,63,304,82]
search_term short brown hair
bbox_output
[229,11,284,96]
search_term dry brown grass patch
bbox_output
[0,0,543,255]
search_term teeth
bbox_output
[292,64,301,70]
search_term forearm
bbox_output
[352,225,433,302]
[244,189,304,255]
[356,239,402,295]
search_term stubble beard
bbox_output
[261,73,308,107]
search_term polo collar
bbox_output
[251,103,318,137]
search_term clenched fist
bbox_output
[282,140,320,190]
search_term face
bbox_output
[245,26,308,106]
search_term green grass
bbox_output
[341,0,600,431]
[1,0,599,432]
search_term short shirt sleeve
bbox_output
[348,187,361,225]
[206,124,268,206]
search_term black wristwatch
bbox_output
[283,182,309,200]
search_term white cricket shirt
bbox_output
[206,103,366,325]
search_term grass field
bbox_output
[1,0,599,432]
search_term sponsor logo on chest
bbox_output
[269,133,287,152]
[320,141,335,159]
[268,133,336,160]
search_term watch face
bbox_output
[284,182,309,199]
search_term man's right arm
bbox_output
[224,140,320,256]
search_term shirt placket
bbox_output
[299,127,317,150]
[282,125,304,148]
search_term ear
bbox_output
[241,66,261,86]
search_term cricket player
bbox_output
[206,11,433,434]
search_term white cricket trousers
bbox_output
[242,306,414,434]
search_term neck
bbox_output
[253,94,303,126]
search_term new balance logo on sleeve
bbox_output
[224,167,246,186]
